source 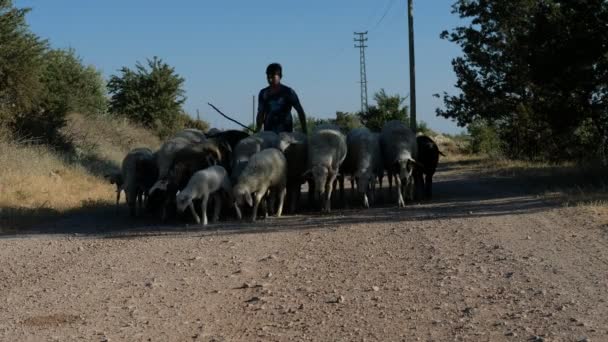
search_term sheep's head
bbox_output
[303,165,328,198]
[175,191,193,213]
[355,170,374,195]
[233,184,253,207]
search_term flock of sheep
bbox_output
[105,120,443,225]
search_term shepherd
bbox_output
[255,63,308,135]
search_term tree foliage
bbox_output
[358,89,409,132]
[107,57,187,137]
[438,0,608,161]
[0,0,46,117]
[41,48,107,116]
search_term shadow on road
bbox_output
[2,157,572,238]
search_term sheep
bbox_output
[232,148,287,222]
[153,139,228,221]
[339,128,383,208]
[278,131,309,213]
[175,165,241,225]
[119,147,159,216]
[155,128,207,182]
[304,125,347,212]
[147,129,207,219]
[414,135,445,200]
[231,131,279,182]
[379,120,420,207]
[206,129,250,151]
[206,128,222,136]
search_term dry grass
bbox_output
[458,155,608,212]
[0,113,160,231]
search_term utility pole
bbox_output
[196,109,200,121]
[354,31,369,114]
[407,0,417,133]
[252,95,255,128]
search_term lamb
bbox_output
[231,131,279,182]
[304,125,347,212]
[232,148,287,222]
[152,139,227,221]
[119,147,159,216]
[175,165,241,225]
[339,128,383,208]
[414,135,445,200]
[379,120,420,207]
[278,131,308,213]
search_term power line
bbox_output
[370,0,399,31]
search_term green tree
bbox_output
[358,89,409,131]
[0,0,47,120]
[438,0,608,161]
[334,111,362,133]
[107,56,186,137]
[41,48,107,116]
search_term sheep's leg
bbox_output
[189,203,201,224]
[307,179,315,208]
[407,177,416,202]
[324,172,338,213]
[115,188,121,214]
[201,194,209,226]
[377,174,384,202]
[137,190,143,216]
[369,177,376,205]
[251,190,266,222]
[234,202,242,220]
[395,176,405,208]
[288,184,297,214]
[338,174,345,207]
[276,186,286,217]
[212,193,222,222]
[388,172,393,195]
[267,190,276,217]
[362,182,370,209]
[161,197,171,222]
[425,174,433,200]
[296,184,302,212]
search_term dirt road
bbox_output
[1,159,607,341]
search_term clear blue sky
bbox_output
[16,0,465,134]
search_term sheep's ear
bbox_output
[302,169,312,179]
[245,192,253,207]
[439,150,446,157]
[408,157,424,169]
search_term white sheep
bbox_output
[175,165,241,225]
[379,120,420,207]
[232,148,287,221]
[231,131,279,182]
[340,128,383,208]
[304,126,347,212]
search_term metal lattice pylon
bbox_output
[354,31,369,113]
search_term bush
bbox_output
[467,120,502,157]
